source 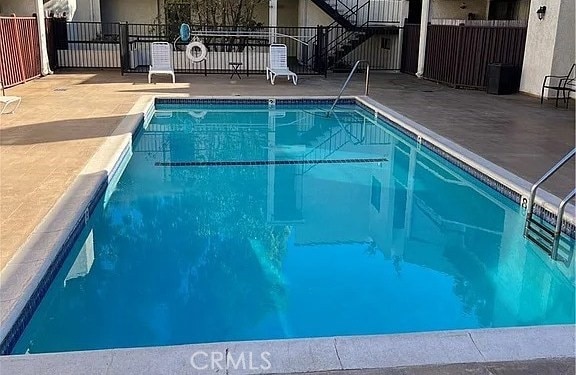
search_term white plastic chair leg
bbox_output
[0,99,21,114]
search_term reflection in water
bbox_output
[13,105,575,354]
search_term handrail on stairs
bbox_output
[328,60,370,116]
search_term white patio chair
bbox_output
[1,83,21,114]
[266,44,298,85]
[148,42,175,84]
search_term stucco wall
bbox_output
[551,0,575,78]
[278,0,298,27]
[298,0,334,27]
[520,0,575,96]
[429,0,488,20]
[72,0,100,21]
[0,0,37,16]
[100,0,158,23]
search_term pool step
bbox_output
[525,218,554,254]
[525,217,575,263]
[523,150,575,262]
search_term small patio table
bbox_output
[229,62,243,79]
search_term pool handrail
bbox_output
[524,148,575,257]
[328,60,370,116]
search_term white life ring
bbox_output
[186,41,207,62]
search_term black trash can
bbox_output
[486,63,520,95]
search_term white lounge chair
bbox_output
[1,83,21,114]
[148,42,175,84]
[266,44,298,85]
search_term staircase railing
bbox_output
[305,1,372,72]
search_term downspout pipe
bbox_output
[416,0,430,78]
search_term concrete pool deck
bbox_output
[0,72,574,373]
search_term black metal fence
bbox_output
[46,19,402,75]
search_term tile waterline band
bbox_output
[154,158,388,167]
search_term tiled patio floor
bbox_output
[0,71,574,272]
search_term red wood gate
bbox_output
[0,16,42,88]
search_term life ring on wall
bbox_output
[186,41,207,62]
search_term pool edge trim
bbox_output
[0,95,574,370]
[0,95,155,352]
[0,325,574,374]
[355,96,575,229]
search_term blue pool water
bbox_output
[12,103,575,354]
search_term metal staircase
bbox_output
[524,149,576,261]
[310,0,359,28]
[305,0,379,71]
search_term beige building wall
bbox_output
[0,0,38,16]
[73,0,100,21]
[100,0,158,24]
[429,0,489,20]
[550,0,575,80]
[520,0,576,97]
[278,0,299,27]
[298,0,334,27]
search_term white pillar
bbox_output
[269,0,278,43]
[416,0,430,78]
[35,0,52,76]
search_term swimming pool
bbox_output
[7,99,575,354]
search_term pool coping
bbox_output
[0,95,574,372]
[0,325,574,374]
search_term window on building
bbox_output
[381,38,391,50]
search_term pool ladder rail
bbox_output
[524,148,576,262]
[328,60,370,117]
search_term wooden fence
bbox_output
[0,16,41,88]
[424,24,527,89]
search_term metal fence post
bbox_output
[119,22,129,75]
[323,26,329,77]
[45,17,59,70]
[314,25,323,73]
